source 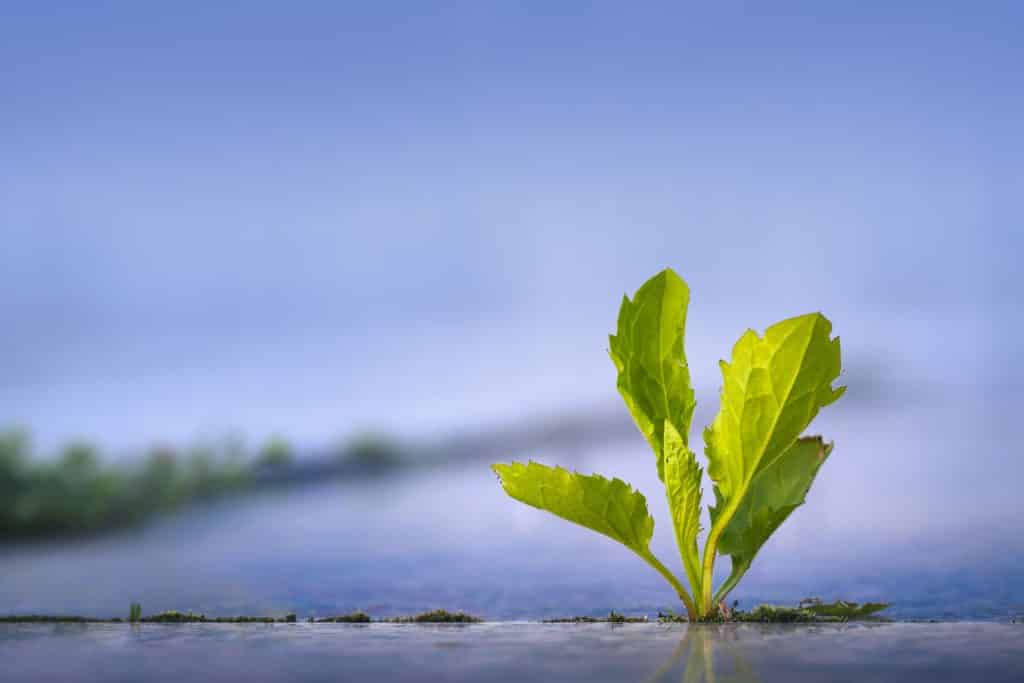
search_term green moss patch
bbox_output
[141,611,285,624]
[0,600,888,625]
[544,611,647,624]
[314,611,372,623]
[380,609,481,623]
[0,615,106,623]
[0,608,483,625]
[658,599,890,623]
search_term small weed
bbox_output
[315,611,372,623]
[381,609,481,623]
[544,611,647,623]
[494,269,846,620]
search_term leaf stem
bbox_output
[642,552,697,621]
[712,569,743,606]
[681,549,703,613]
[699,492,743,614]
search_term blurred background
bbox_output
[1,2,1021,620]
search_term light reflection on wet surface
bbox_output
[1,622,1022,682]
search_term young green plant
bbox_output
[492,268,845,620]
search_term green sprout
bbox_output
[493,268,845,621]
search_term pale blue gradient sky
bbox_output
[2,1,1023,611]
[3,1,1020,448]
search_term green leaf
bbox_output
[663,421,704,601]
[609,268,696,481]
[491,460,696,616]
[705,313,844,501]
[701,313,844,609]
[492,461,656,557]
[711,436,833,602]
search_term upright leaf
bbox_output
[663,421,704,600]
[701,313,844,609]
[608,268,696,481]
[704,313,844,501]
[711,436,832,602]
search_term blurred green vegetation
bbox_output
[341,432,403,467]
[0,429,255,541]
[257,435,295,469]
[0,426,410,543]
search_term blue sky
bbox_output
[2,1,1022,611]
[2,0,1021,445]
[3,2,1020,450]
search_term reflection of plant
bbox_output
[645,627,762,683]
[494,269,845,621]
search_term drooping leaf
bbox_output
[663,421,704,600]
[491,460,695,614]
[711,436,833,602]
[492,461,656,557]
[704,313,844,503]
[608,268,696,481]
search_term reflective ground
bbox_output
[2,622,1022,682]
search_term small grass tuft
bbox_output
[798,597,890,619]
[315,611,372,623]
[382,609,481,623]
[143,610,204,623]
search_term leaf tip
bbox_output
[491,462,519,483]
[658,266,685,286]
